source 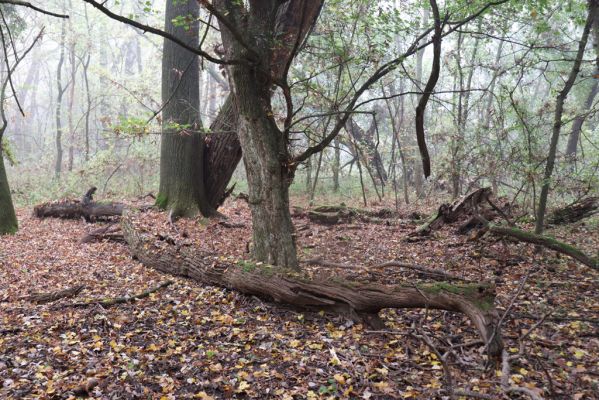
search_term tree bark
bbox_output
[535,5,595,234]
[54,17,67,178]
[201,0,323,210]
[122,209,504,357]
[566,0,599,158]
[157,0,213,217]
[34,200,124,221]
[0,150,17,234]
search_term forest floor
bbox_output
[0,197,598,399]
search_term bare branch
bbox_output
[0,0,68,18]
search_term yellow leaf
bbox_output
[573,349,585,359]
[334,374,345,385]
[194,392,214,400]
[236,381,250,393]
[289,340,301,348]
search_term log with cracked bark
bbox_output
[34,200,124,221]
[122,209,504,357]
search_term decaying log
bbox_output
[306,205,397,225]
[549,196,598,224]
[57,281,173,308]
[411,187,492,236]
[34,200,124,221]
[80,223,124,243]
[23,285,85,304]
[122,209,504,356]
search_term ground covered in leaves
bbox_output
[1,197,598,399]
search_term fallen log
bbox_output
[122,209,504,356]
[23,284,85,304]
[306,205,397,225]
[549,196,598,225]
[34,200,124,221]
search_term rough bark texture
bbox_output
[213,0,322,269]
[157,0,213,217]
[122,209,504,357]
[34,200,124,221]
[0,152,17,234]
[203,95,240,208]
[201,0,323,211]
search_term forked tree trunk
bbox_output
[202,0,323,210]
[122,209,504,357]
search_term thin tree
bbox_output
[535,0,596,234]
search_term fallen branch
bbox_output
[485,223,598,271]
[122,209,504,356]
[80,223,124,243]
[23,285,85,304]
[57,281,173,308]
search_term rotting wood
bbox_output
[410,187,492,236]
[23,284,85,304]
[34,199,124,221]
[549,196,598,225]
[122,209,504,357]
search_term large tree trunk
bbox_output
[157,0,213,217]
[122,209,504,357]
[233,66,298,268]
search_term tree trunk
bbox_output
[535,5,594,234]
[55,18,67,178]
[157,0,213,217]
[0,146,18,235]
[203,95,241,208]
[201,0,323,211]
[232,65,298,269]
